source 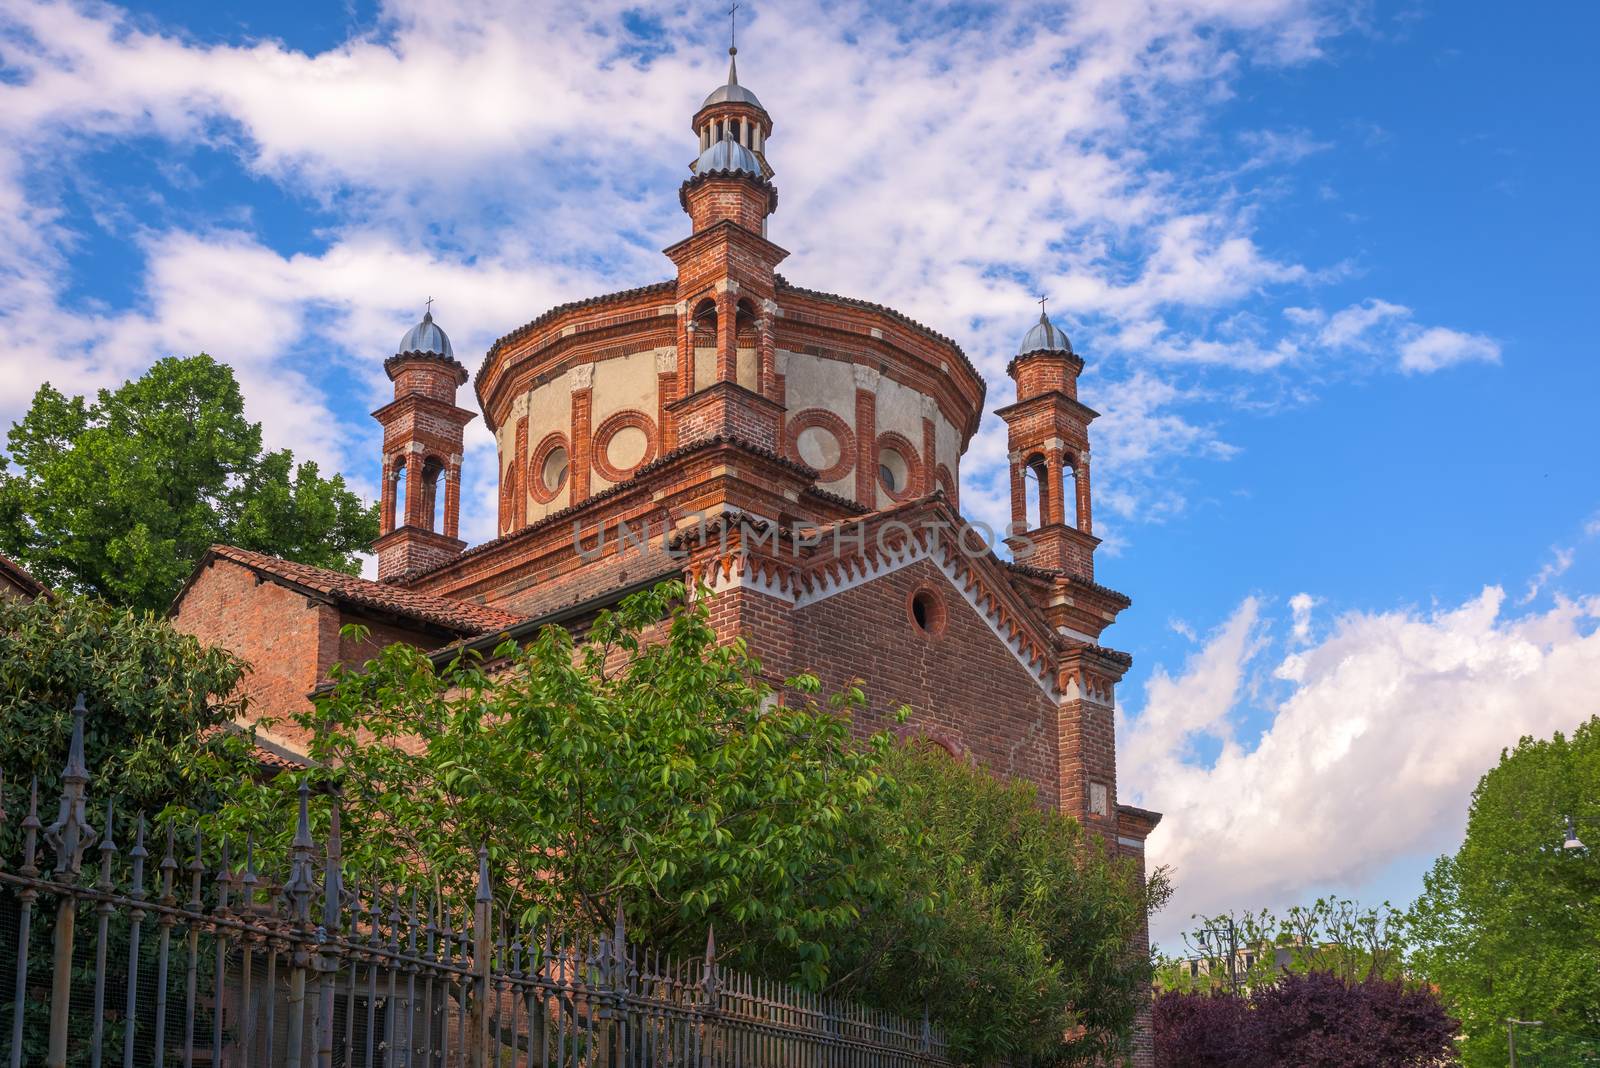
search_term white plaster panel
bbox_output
[874,374,925,446]
[694,347,716,391]
[736,346,757,391]
[781,352,856,423]
[590,350,658,426]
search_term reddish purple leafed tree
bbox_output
[1155,972,1459,1067]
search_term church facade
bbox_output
[170,51,1160,1065]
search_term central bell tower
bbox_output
[662,44,788,455]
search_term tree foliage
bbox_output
[211,581,1161,1065]
[0,591,255,849]
[1406,718,1600,1065]
[1156,897,1408,993]
[0,354,377,612]
[831,742,1167,1065]
[1154,972,1459,1067]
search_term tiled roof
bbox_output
[774,276,986,396]
[0,552,46,597]
[476,280,677,392]
[198,546,526,635]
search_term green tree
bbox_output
[211,581,1162,1065]
[1406,718,1600,1065]
[0,591,256,850]
[0,354,377,612]
[1156,897,1410,994]
[831,742,1168,1065]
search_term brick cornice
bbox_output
[993,389,1101,424]
[370,391,478,428]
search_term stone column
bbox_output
[442,456,461,540]
[403,451,423,528]
[1043,442,1067,527]
[380,458,397,535]
[1077,449,1093,535]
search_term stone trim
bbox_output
[785,408,856,483]
[528,432,571,505]
[589,409,660,484]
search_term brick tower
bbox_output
[372,307,476,580]
[663,45,788,455]
[998,309,1099,576]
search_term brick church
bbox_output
[170,46,1160,1060]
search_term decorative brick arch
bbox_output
[935,463,958,508]
[589,409,659,484]
[528,432,571,505]
[785,408,856,482]
[875,430,924,503]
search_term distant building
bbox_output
[169,45,1163,1065]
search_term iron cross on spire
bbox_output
[1037,295,1049,314]
[424,296,434,316]
[728,2,738,54]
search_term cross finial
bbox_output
[1037,294,1048,312]
[424,296,434,316]
[728,2,738,55]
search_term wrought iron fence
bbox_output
[1,696,953,1068]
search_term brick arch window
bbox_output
[1062,450,1080,529]
[1023,451,1050,529]
[935,463,958,509]
[875,431,924,503]
[590,410,659,484]
[785,408,856,482]
[528,432,571,504]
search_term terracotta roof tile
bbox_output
[0,552,46,598]
[202,546,526,635]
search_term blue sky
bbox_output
[1,0,1596,945]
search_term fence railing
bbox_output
[1,696,953,1068]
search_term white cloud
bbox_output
[1288,591,1317,642]
[0,0,1499,543]
[1123,584,1600,942]
[1398,325,1502,373]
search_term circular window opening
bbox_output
[541,446,569,494]
[909,588,945,636]
[879,447,909,494]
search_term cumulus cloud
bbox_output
[1398,325,1502,373]
[1122,584,1600,943]
[0,0,1501,544]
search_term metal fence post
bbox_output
[44,694,96,1068]
[700,927,719,1068]
[472,847,492,1068]
[315,795,344,1068]
[283,783,317,1068]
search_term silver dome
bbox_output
[693,137,762,176]
[1018,311,1072,356]
[700,55,764,111]
[397,310,454,358]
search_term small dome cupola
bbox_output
[702,53,764,111]
[1018,309,1073,356]
[693,137,762,176]
[691,15,772,175]
[397,308,455,358]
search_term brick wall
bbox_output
[782,559,1061,805]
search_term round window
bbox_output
[879,447,908,494]
[908,587,945,636]
[541,446,569,494]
